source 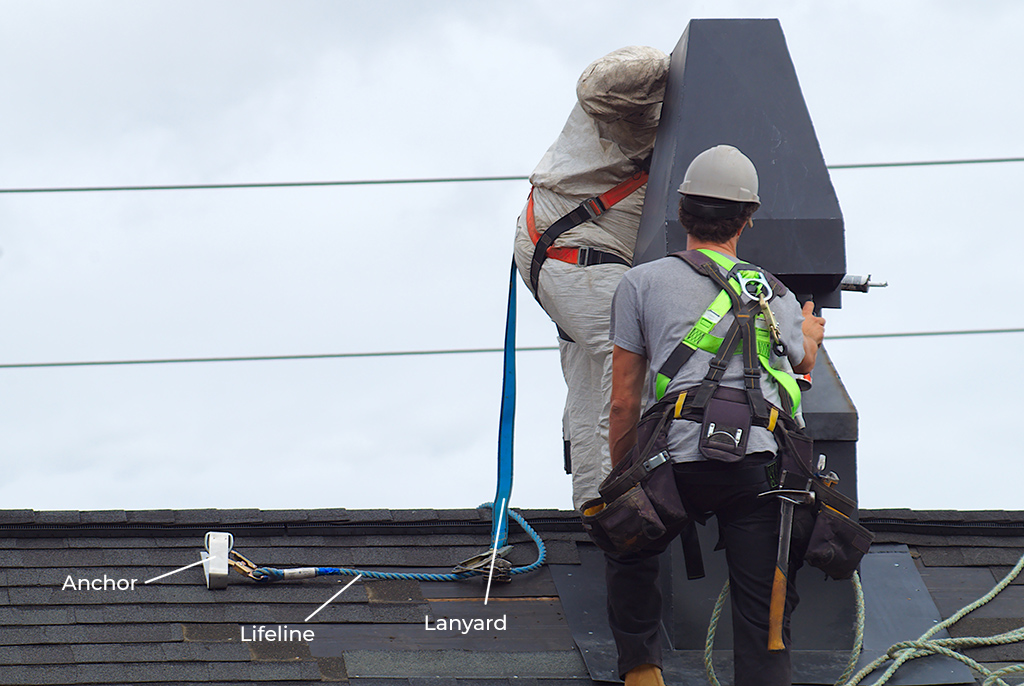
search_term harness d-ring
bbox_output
[737,272,773,302]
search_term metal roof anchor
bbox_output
[202,531,233,589]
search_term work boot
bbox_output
[624,663,665,686]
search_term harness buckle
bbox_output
[581,197,606,220]
[643,451,669,472]
[577,247,593,266]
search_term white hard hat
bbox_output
[678,145,760,204]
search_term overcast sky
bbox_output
[1,1,1022,514]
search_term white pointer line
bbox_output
[144,557,213,584]
[305,574,363,623]
[484,499,507,606]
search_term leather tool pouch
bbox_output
[698,386,752,462]
[806,506,874,580]
[581,401,690,556]
[805,483,874,580]
[776,426,875,580]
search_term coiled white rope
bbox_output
[703,549,1024,686]
[703,572,866,686]
[843,547,1024,686]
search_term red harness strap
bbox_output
[525,169,649,266]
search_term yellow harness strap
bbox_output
[674,391,688,419]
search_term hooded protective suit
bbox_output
[513,46,670,508]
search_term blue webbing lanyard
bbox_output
[491,257,517,548]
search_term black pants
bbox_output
[605,455,808,685]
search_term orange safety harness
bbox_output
[526,169,649,296]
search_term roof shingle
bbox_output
[1,508,1021,684]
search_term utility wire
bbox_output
[1,157,1022,195]
[0,176,530,194]
[827,327,1024,340]
[827,156,1024,170]
[2,327,1023,370]
[0,346,559,369]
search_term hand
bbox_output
[801,301,825,348]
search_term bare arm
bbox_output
[609,345,648,467]
[793,301,825,375]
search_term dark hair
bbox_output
[678,197,760,243]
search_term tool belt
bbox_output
[579,384,780,557]
[580,393,690,558]
[580,386,873,580]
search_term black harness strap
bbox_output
[667,253,777,421]
[689,313,744,410]
[680,523,705,580]
[530,201,597,294]
[655,251,788,384]
[702,264,771,420]
[528,164,649,297]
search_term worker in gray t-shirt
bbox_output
[611,253,806,463]
[603,145,825,686]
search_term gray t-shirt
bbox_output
[610,251,806,462]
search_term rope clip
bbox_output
[227,549,260,579]
[453,545,514,582]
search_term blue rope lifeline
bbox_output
[249,503,545,583]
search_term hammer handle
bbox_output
[768,565,788,651]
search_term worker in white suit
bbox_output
[513,46,670,509]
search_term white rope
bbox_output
[841,548,1024,686]
[702,548,1024,686]
[704,573,867,686]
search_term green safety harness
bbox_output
[654,248,802,425]
[592,248,808,581]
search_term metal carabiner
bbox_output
[756,292,788,356]
[227,549,260,579]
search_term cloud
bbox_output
[0,2,1021,512]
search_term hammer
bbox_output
[760,487,814,651]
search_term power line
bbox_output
[2,326,1023,370]
[0,176,530,194]
[827,327,1024,340]
[0,346,559,369]
[2,157,1022,195]
[827,156,1024,170]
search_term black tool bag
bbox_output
[698,385,753,462]
[580,397,690,556]
[775,423,875,580]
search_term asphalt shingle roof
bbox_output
[1,508,1021,685]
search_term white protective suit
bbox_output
[513,46,670,509]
